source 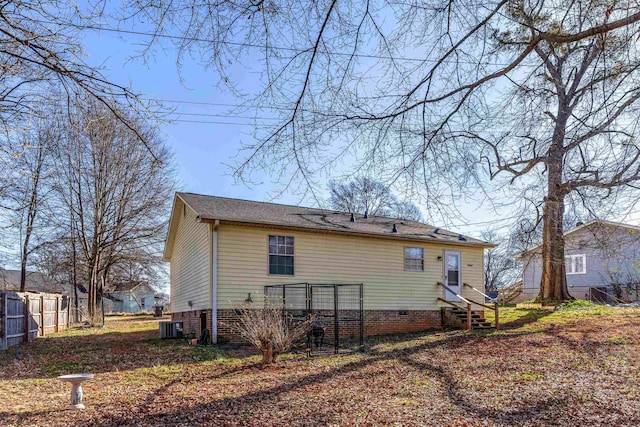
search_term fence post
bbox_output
[1,292,7,350]
[55,296,60,333]
[494,302,499,330]
[24,294,30,343]
[40,294,45,337]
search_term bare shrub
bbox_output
[228,307,314,364]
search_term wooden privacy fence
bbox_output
[0,291,70,350]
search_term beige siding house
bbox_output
[163,192,493,343]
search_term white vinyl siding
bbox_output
[169,201,211,313]
[217,224,484,310]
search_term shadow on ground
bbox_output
[0,317,257,380]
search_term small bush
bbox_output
[227,307,315,364]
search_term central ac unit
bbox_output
[159,321,184,339]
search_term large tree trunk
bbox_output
[72,273,79,323]
[87,262,99,322]
[538,145,573,303]
[19,198,38,292]
[19,255,28,292]
[71,238,79,323]
[19,211,34,292]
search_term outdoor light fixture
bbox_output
[437,256,443,261]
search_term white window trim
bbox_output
[404,247,424,272]
[566,254,586,275]
[268,235,295,276]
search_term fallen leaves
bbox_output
[0,309,639,426]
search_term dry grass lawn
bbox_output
[1,304,639,426]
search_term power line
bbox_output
[165,115,281,126]
[35,96,639,131]
[38,19,517,67]
[164,111,280,120]
[146,98,265,109]
[168,118,271,126]
[446,213,521,229]
[145,96,434,113]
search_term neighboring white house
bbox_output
[163,192,494,343]
[104,281,157,313]
[518,220,640,302]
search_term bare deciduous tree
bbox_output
[0,115,57,291]
[329,177,423,221]
[118,1,640,303]
[53,98,175,322]
[0,2,149,137]
[481,230,519,293]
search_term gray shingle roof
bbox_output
[517,219,640,257]
[0,268,70,294]
[178,192,491,247]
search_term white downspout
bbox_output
[212,220,219,343]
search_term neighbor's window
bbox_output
[140,298,146,309]
[566,254,586,275]
[269,235,294,275]
[404,247,424,271]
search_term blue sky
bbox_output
[8,4,640,291]
[83,29,278,200]
[1,12,509,277]
[78,21,514,238]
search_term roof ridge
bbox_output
[517,219,640,258]
[177,191,434,225]
[162,192,495,260]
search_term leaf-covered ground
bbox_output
[1,305,639,426]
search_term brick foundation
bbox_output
[172,308,487,343]
[213,308,444,344]
[171,309,212,337]
[216,309,242,343]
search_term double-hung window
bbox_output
[565,254,586,275]
[269,235,294,275]
[404,247,424,271]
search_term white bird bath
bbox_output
[58,374,94,410]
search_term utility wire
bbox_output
[164,111,280,120]
[168,120,250,125]
[38,19,517,67]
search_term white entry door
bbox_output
[443,250,462,301]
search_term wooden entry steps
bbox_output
[437,282,499,331]
[448,308,495,330]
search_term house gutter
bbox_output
[211,219,219,343]
[197,217,495,249]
